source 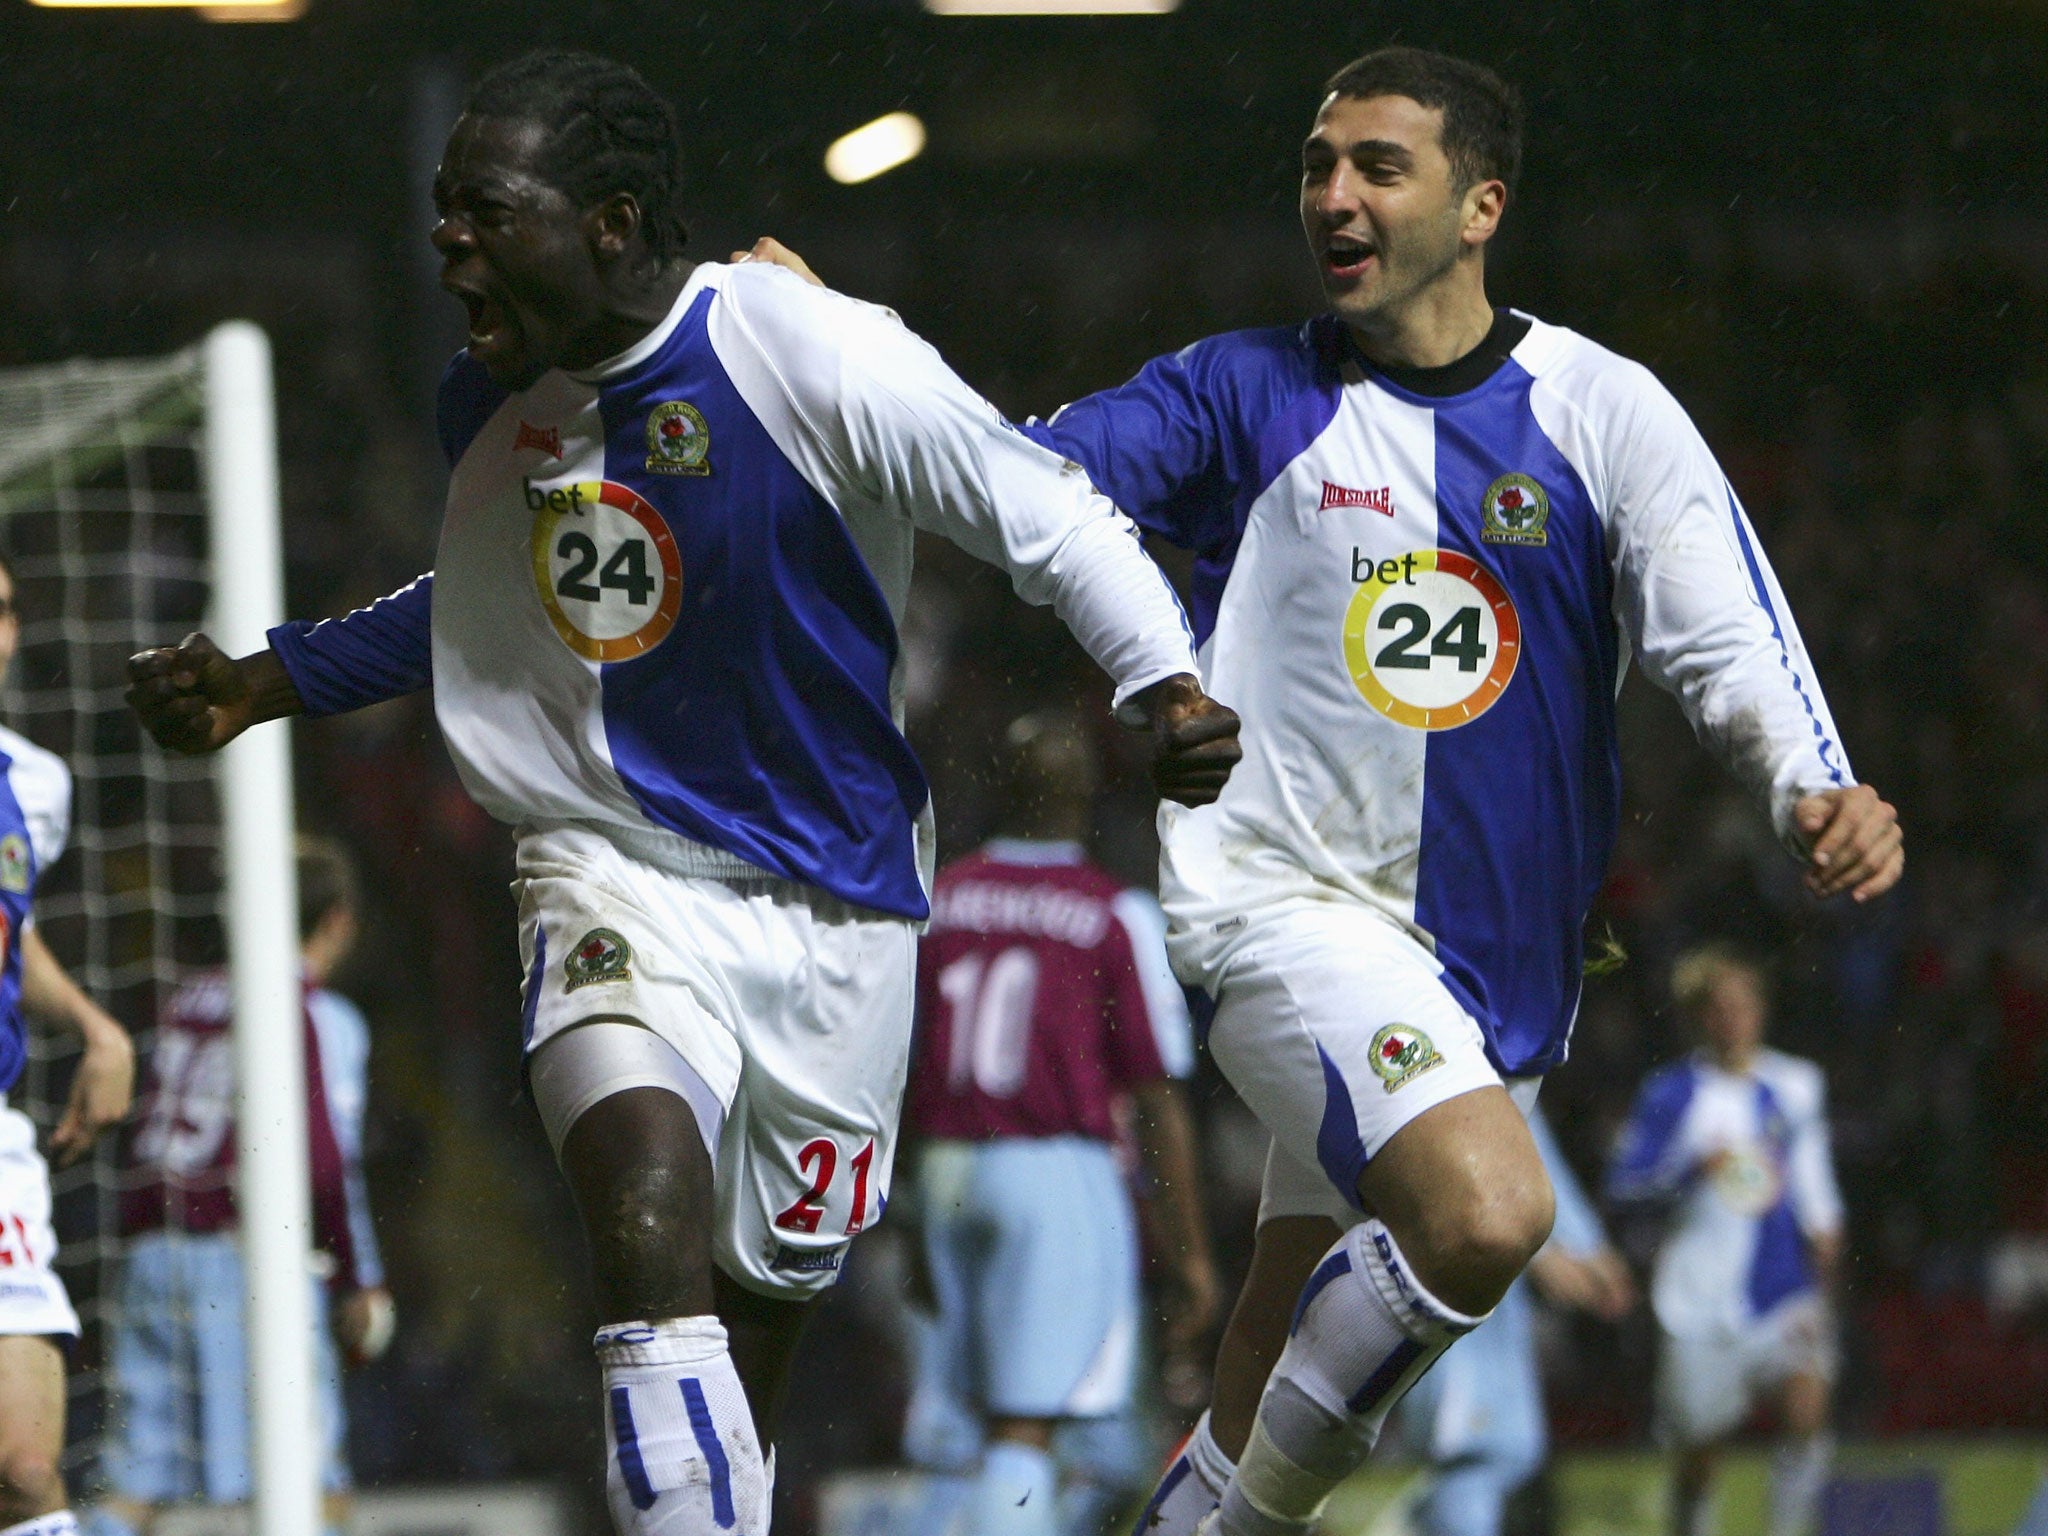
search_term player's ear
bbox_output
[586,192,644,263]
[1461,177,1506,249]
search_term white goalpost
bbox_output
[0,322,319,1536]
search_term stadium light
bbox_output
[924,0,1180,12]
[825,112,927,186]
[28,0,305,13]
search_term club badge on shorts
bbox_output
[0,835,29,894]
[1369,1023,1444,1093]
[1480,472,1549,546]
[564,928,633,991]
[645,400,711,476]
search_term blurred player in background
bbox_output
[1608,946,1843,1536]
[900,706,1215,1536]
[1395,1106,1632,1536]
[94,837,392,1536]
[0,553,137,1536]
[126,49,1237,1536]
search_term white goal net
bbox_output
[0,329,318,1536]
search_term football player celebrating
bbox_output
[0,554,136,1536]
[739,43,1906,1529]
[1023,45,1899,1536]
[125,50,1237,1536]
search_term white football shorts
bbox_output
[0,1102,80,1338]
[1168,895,1516,1227]
[514,822,917,1298]
[1655,1292,1838,1446]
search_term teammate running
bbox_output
[124,50,1237,1536]
[1609,946,1843,1536]
[1013,45,1900,1536]
[0,554,137,1536]
[902,707,1214,1536]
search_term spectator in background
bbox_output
[1396,1106,1634,1536]
[1608,946,1843,1536]
[900,707,1217,1536]
[92,837,394,1536]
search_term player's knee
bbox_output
[1405,1161,1553,1314]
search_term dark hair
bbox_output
[465,50,689,262]
[1323,46,1523,194]
[296,834,359,942]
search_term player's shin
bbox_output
[597,1317,768,1535]
[1766,1432,1832,1536]
[968,1440,1060,1536]
[1214,1221,1481,1536]
[1133,1410,1236,1536]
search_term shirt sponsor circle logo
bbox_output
[0,835,27,894]
[1369,1023,1445,1093]
[527,479,683,663]
[1341,548,1520,729]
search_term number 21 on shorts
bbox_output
[774,1136,877,1237]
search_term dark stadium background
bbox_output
[3,1,2045,1530]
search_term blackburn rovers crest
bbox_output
[564,928,633,991]
[1369,1023,1445,1093]
[0,835,29,894]
[1481,472,1549,546]
[645,400,711,476]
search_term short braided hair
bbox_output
[465,50,689,262]
[1324,47,1523,195]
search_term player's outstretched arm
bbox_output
[21,926,134,1164]
[1131,1078,1220,1350]
[126,633,303,755]
[1793,784,1902,903]
[1128,673,1241,809]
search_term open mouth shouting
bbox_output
[450,283,512,352]
[1322,232,1378,280]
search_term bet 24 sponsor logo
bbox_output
[1342,546,1522,730]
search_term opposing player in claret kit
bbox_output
[0,554,137,1536]
[124,49,1237,1536]
[901,707,1215,1536]
[1608,947,1844,1536]
[1013,44,1901,1536]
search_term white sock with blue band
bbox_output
[597,1316,767,1536]
[1215,1220,1481,1536]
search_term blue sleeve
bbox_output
[1024,324,1336,551]
[1530,1106,1607,1256]
[1606,1064,1698,1205]
[268,575,433,718]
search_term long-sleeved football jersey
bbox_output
[1608,1048,1842,1336]
[0,724,69,1096]
[1032,310,1848,1075]
[271,263,1197,921]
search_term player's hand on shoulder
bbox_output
[126,632,274,754]
[730,237,825,288]
[1128,674,1242,808]
[1794,783,1902,903]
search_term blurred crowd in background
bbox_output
[4,2,2048,1528]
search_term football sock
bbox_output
[597,1316,768,1535]
[1767,1433,1832,1536]
[0,1513,79,1536]
[1132,1411,1234,1536]
[1673,1480,1713,1536]
[968,1439,1060,1536]
[1217,1221,1481,1536]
